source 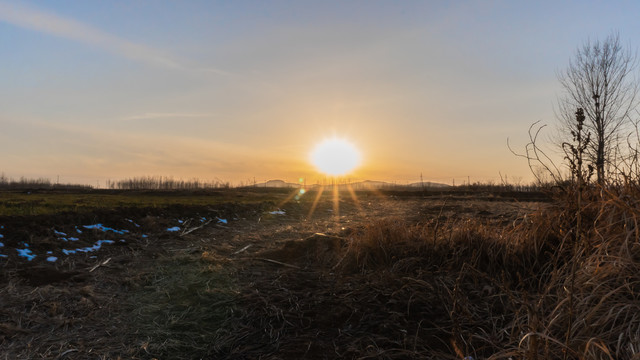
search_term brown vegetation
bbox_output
[208,189,637,359]
[0,185,639,359]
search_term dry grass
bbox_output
[207,187,640,359]
[4,188,640,359]
[0,266,132,359]
[127,254,239,359]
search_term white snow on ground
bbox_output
[57,236,80,242]
[2,215,229,261]
[62,240,115,255]
[53,228,82,242]
[83,224,129,235]
[17,248,36,261]
[269,210,286,215]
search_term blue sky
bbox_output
[0,1,639,186]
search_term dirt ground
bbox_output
[0,190,542,359]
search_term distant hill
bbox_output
[253,179,300,188]
[407,181,451,189]
[250,179,450,190]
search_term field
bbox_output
[0,187,638,359]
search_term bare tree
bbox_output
[558,33,638,185]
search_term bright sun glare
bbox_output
[310,138,360,176]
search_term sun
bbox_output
[310,138,361,176]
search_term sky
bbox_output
[1,0,640,186]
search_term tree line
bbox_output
[106,176,230,190]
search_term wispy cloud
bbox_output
[0,1,229,75]
[121,112,216,121]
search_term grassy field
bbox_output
[0,186,638,359]
[0,188,291,216]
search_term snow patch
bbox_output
[126,219,141,227]
[83,224,129,235]
[58,236,79,242]
[62,240,115,255]
[17,248,36,261]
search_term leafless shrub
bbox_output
[0,173,91,190]
[107,175,230,190]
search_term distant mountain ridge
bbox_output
[255,179,299,188]
[250,179,450,189]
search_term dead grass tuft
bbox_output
[127,254,238,359]
[216,187,640,359]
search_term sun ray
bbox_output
[307,185,325,220]
[332,182,340,222]
[345,183,363,213]
[276,186,307,211]
[307,137,363,225]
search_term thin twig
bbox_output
[89,257,111,272]
[252,257,301,269]
[232,244,252,255]
[181,219,213,236]
[57,349,79,359]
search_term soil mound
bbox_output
[259,233,346,267]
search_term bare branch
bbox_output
[508,121,563,185]
[557,32,639,184]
